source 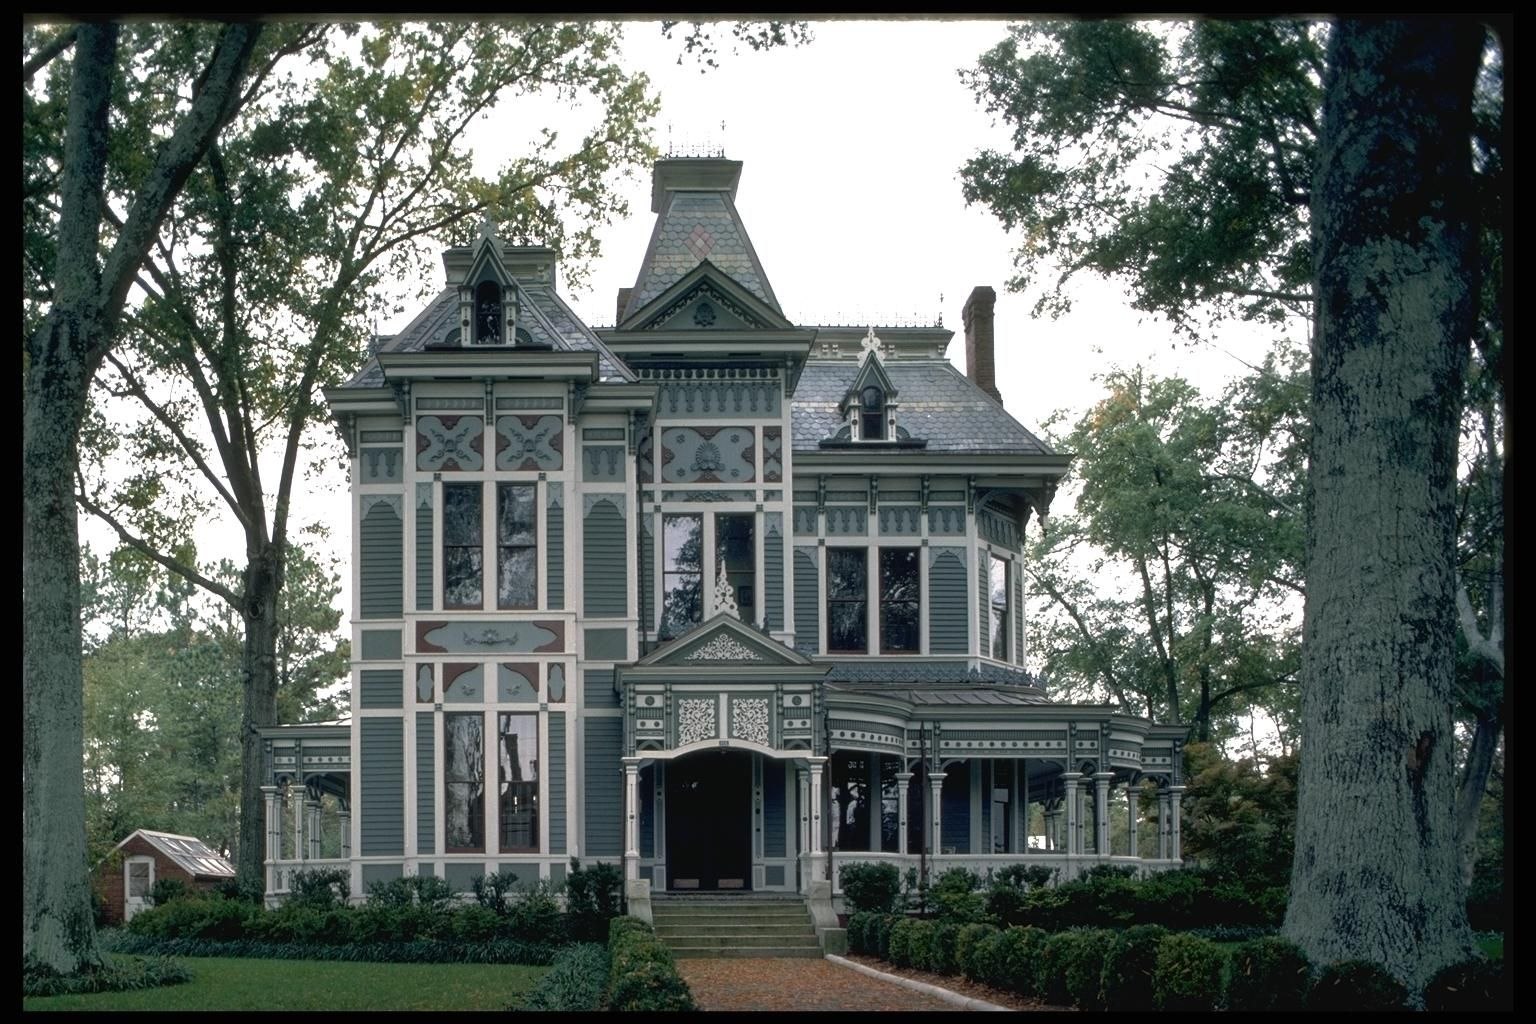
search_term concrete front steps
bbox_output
[651,894,822,959]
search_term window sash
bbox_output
[497,483,537,610]
[880,547,920,653]
[827,548,868,653]
[443,484,483,609]
[990,555,1010,661]
[498,713,538,853]
[716,512,756,622]
[660,514,702,637]
[444,712,485,853]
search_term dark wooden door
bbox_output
[666,750,752,890]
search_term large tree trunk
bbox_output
[238,544,284,893]
[1284,20,1484,997]
[1455,710,1502,888]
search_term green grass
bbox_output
[24,955,548,1011]
[1475,933,1503,960]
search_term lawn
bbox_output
[24,956,548,1012]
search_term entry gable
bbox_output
[636,612,814,668]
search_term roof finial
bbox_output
[860,325,884,362]
[477,216,499,243]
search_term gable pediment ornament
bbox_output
[684,634,764,662]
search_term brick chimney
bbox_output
[962,285,1001,402]
[615,287,633,325]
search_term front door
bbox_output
[666,750,751,890]
[123,856,154,922]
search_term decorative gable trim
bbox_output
[621,261,794,332]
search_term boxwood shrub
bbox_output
[1423,958,1508,1012]
[956,922,999,981]
[967,928,1008,986]
[1099,924,1169,1010]
[839,862,903,914]
[886,917,920,968]
[1226,936,1311,1011]
[994,926,1050,998]
[1152,932,1227,1011]
[126,895,258,941]
[1307,959,1409,1012]
[1061,928,1117,1009]
[924,921,960,975]
[846,911,874,954]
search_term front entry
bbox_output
[666,750,752,890]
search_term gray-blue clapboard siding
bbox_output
[928,551,969,654]
[1015,571,1024,665]
[639,766,654,857]
[360,669,403,709]
[360,500,403,619]
[764,525,784,631]
[763,758,786,857]
[584,669,617,709]
[638,518,654,633]
[416,712,434,854]
[360,718,404,856]
[977,560,988,656]
[548,712,566,854]
[583,717,623,856]
[583,499,626,617]
[793,549,819,654]
[547,485,564,609]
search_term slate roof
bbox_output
[622,191,780,322]
[343,283,630,389]
[791,358,1057,456]
[824,660,1046,695]
[110,829,236,878]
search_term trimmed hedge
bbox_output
[840,862,903,914]
[517,943,611,1011]
[956,922,999,981]
[126,896,259,940]
[1307,959,1409,1012]
[605,917,694,1012]
[1099,924,1168,1011]
[993,926,1049,998]
[1151,932,1226,1011]
[887,917,921,968]
[23,954,192,998]
[99,930,559,964]
[1226,936,1310,1011]
[1061,928,1117,1009]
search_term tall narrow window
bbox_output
[831,750,871,852]
[444,713,484,852]
[715,512,755,624]
[660,514,702,638]
[497,483,537,609]
[498,713,538,852]
[880,548,920,653]
[443,483,483,609]
[827,548,868,653]
[474,280,502,343]
[990,555,1010,661]
[860,385,886,440]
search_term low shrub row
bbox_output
[846,913,1507,1011]
[100,930,560,965]
[516,943,611,1011]
[605,918,695,1012]
[23,954,193,998]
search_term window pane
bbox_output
[498,546,536,609]
[881,548,919,653]
[498,714,538,852]
[716,513,755,622]
[827,548,867,652]
[827,549,867,598]
[661,514,702,637]
[990,556,1009,661]
[444,484,483,608]
[445,713,484,851]
[443,484,482,545]
[880,757,901,853]
[444,548,483,608]
[497,484,536,546]
[128,862,150,897]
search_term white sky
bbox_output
[87,19,1301,716]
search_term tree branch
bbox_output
[23,26,77,82]
[76,481,241,608]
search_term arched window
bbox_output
[474,281,502,344]
[860,385,886,440]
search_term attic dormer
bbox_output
[840,328,899,442]
[452,219,522,347]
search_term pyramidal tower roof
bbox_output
[620,158,782,324]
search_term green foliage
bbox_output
[1151,932,1227,1011]
[149,877,189,907]
[846,911,872,954]
[23,954,193,997]
[930,867,987,924]
[1226,935,1310,1011]
[247,904,354,945]
[839,862,904,914]
[101,931,559,965]
[1037,929,1084,1006]
[365,874,456,912]
[924,921,960,975]
[999,866,1278,932]
[505,879,564,941]
[955,922,999,980]
[1061,928,1117,1009]
[288,868,350,910]
[1182,741,1299,891]
[517,943,610,1011]
[1099,924,1169,1010]
[872,914,898,960]
[448,905,501,943]
[605,918,695,1012]
[1307,959,1410,1012]
[127,895,258,941]
[469,871,515,914]
[565,859,624,943]
[995,926,1049,997]
[994,863,1056,890]
[1422,958,1508,1012]
[886,917,920,968]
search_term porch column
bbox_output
[806,756,828,885]
[339,803,352,859]
[895,772,913,856]
[1169,785,1185,862]
[1093,772,1112,858]
[262,785,280,894]
[290,781,305,863]
[1157,788,1171,860]
[1042,807,1055,851]
[1015,759,1028,855]
[307,798,323,860]
[1061,773,1081,856]
[929,767,945,856]
[797,768,809,856]
[623,758,642,881]
[1125,786,1140,859]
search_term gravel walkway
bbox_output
[675,957,959,1012]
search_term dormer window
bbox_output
[474,281,503,344]
[860,385,886,441]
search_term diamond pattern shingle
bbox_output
[791,359,1056,455]
[624,192,779,320]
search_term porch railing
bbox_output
[825,852,1181,896]
[267,858,350,896]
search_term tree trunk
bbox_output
[1455,710,1502,888]
[24,317,107,975]
[1284,20,1483,997]
[237,544,284,894]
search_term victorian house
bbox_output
[259,158,1188,928]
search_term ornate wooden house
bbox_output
[261,158,1188,924]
